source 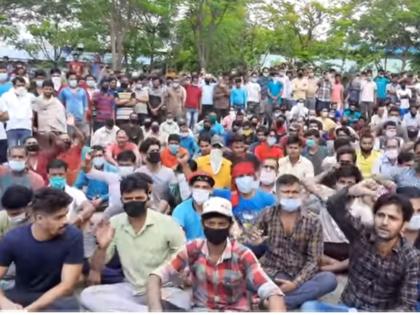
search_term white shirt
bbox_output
[160,121,180,136]
[64,185,88,221]
[201,83,216,105]
[91,125,120,147]
[278,156,314,179]
[397,89,412,109]
[0,89,34,131]
[280,76,292,99]
[245,82,261,103]
[360,80,377,102]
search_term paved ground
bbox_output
[320,274,347,304]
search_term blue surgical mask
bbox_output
[235,176,255,194]
[280,198,301,212]
[118,166,134,177]
[168,144,179,155]
[306,139,316,148]
[49,176,66,190]
[92,157,105,168]
[0,73,7,81]
[9,160,26,172]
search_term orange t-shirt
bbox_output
[161,147,188,169]
[57,144,82,186]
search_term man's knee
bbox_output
[314,271,338,293]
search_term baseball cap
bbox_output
[202,197,233,218]
[188,171,215,187]
[211,135,224,148]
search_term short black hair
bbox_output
[116,150,136,163]
[286,135,302,146]
[335,127,351,137]
[396,186,420,199]
[139,137,161,153]
[231,134,245,144]
[383,121,397,129]
[276,174,301,187]
[66,71,78,79]
[256,126,267,135]
[336,146,357,163]
[398,150,414,165]
[304,129,320,138]
[1,185,33,210]
[198,134,212,145]
[91,145,105,153]
[12,76,26,86]
[34,69,46,78]
[32,187,73,215]
[50,68,61,75]
[334,137,351,151]
[308,119,322,130]
[47,159,68,172]
[120,173,150,195]
[334,165,362,183]
[373,193,413,222]
[168,134,180,143]
[42,79,54,88]
[133,172,153,185]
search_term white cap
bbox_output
[202,197,233,218]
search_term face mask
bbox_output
[35,80,44,88]
[120,83,129,89]
[8,213,27,225]
[263,72,269,77]
[251,77,258,83]
[385,130,397,138]
[408,129,418,139]
[180,132,189,138]
[389,116,400,124]
[118,166,134,177]
[306,139,316,148]
[147,151,161,164]
[168,144,179,155]
[209,115,217,124]
[93,156,105,168]
[167,118,174,124]
[123,201,147,218]
[68,80,78,88]
[192,188,210,205]
[151,125,159,133]
[9,160,26,172]
[235,176,255,194]
[280,197,301,212]
[407,214,420,230]
[87,80,96,88]
[210,148,223,173]
[385,149,398,160]
[172,82,179,88]
[26,144,39,152]
[15,87,27,97]
[49,176,66,190]
[204,226,230,245]
[267,136,277,146]
[260,168,277,185]
[0,73,7,81]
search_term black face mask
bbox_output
[120,83,128,89]
[26,144,40,152]
[144,121,152,129]
[101,86,109,92]
[204,226,230,245]
[148,151,161,164]
[123,201,147,218]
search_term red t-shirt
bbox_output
[57,144,82,186]
[255,142,284,161]
[106,142,138,161]
[184,85,202,109]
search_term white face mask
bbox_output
[118,166,134,177]
[384,149,398,160]
[0,73,8,81]
[35,79,44,88]
[210,149,223,174]
[8,212,27,225]
[385,130,397,138]
[52,77,61,89]
[235,176,255,194]
[191,188,210,205]
[15,87,27,97]
[279,197,301,212]
[407,214,420,230]
[267,136,277,146]
[68,80,78,88]
[260,168,277,185]
[87,80,96,88]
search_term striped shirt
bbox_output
[151,238,283,311]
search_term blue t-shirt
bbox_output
[172,190,231,241]
[58,87,88,122]
[267,80,283,97]
[0,81,12,96]
[375,76,390,99]
[231,189,276,223]
[0,224,83,292]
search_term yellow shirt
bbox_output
[195,155,232,189]
[106,209,185,295]
[278,156,315,180]
[356,150,382,178]
[317,117,337,132]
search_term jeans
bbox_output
[0,139,7,164]
[6,129,32,147]
[359,101,374,120]
[315,100,331,114]
[301,300,355,312]
[80,282,191,311]
[305,97,316,110]
[276,271,337,310]
[5,288,79,311]
[186,109,198,130]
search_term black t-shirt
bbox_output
[0,224,83,293]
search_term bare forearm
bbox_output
[90,248,107,273]
[147,275,163,312]
[26,283,74,312]
[268,295,287,312]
